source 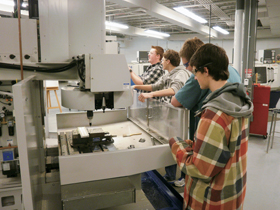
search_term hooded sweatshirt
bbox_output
[200,82,253,118]
[169,82,254,210]
[151,65,191,103]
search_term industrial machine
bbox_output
[254,63,280,88]
[137,51,149,63]
[0,1,187,209]
[128,62,151,76]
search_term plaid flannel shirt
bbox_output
[169,107,249,210]
[139,62,164,93]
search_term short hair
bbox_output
[151,46,164,60]
[179,37,204,61]
[163,50,180,67]
[189,43,229,81]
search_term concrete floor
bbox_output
[45,81,280,210]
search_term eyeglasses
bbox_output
[183,62,189,68]
[193,62,212,75]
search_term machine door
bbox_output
[13,75,45,210]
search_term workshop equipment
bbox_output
[250,84,271,138]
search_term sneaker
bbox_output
[174,178,185,187]
[163,174,175,183]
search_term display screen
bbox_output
[138,51,149,63]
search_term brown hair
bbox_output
[151,46,164,60]
[189,43,229,81]
[179,37,204,61]
[163,50,180,67]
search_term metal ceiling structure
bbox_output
[0,0,278,40]
[105,0,280,40]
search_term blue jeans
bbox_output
[165,164,185,180]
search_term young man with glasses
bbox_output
[169,43,253,210]
[170,37,241,188]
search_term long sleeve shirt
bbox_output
[139,62,164,90]
[169,107,249,210]
[151,65,191,103]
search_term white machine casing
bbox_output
[61,53,132,110]
[255,63,280,88]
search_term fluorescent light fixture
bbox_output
[105,21,129,29]
[135,32,165,39]
[22,2,28,8]
[213,26,229,35]
[174,6,207,24]
[144,30,170,38]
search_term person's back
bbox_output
[228,65,241,83]
[171,37,242,141]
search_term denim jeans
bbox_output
[165,164,185,180]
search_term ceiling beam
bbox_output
[266,0,280,35]
[169,28,280,41]
[108,0,218,37]
[106,24,170,39]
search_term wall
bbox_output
[119,37,280,65]
[119,37,182,63]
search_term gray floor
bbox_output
[46,82,280,210]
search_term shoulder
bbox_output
[201,107,234,128]
[228,65,241,83]
[178,74,199,91]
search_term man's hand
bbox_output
[138,93,153,102]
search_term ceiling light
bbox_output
[105,21,129,29]
[144,30,170,38]
[173,7,207,24]
[22,2,28,8]
[213,26,229,35]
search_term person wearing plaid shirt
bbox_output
[130,46,165,89]
[169,43,253,210]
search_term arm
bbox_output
[169,108,231,182]
[171,96,183,107]
[169,71,191,107]
[130,71,143,85]
[133,85,152,91]
[171,75,201,109]
[138,88,174,102]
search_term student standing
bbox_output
[169,43,253,210]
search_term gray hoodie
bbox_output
[151,65,191,103]
[200,82,254,118]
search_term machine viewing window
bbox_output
[253,66,267,84]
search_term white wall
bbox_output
[118,37,280,65]
[119,37,183,63]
